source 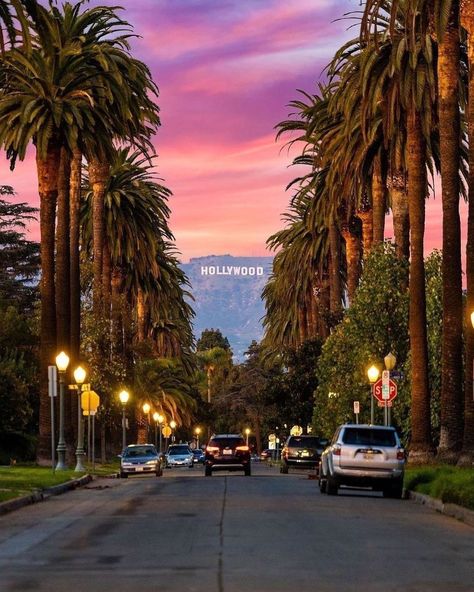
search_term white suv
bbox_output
[319,425,405,498]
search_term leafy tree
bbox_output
[0,186,39,312]
[196,329,231,352]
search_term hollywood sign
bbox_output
[200,266,265,277]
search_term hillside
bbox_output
[181,255,273,359]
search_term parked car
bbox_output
[260,448,280,461]
[280,435,328,473]
[120,444,163,478]
[204,434,251,476]
[192,448,205,464]
[165,444,194,468]
[319,424,405,498]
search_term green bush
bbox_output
[0,431,37,464]
[405,466,474,511]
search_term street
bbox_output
[0,464,472,592]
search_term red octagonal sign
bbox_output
[372,378,398,403]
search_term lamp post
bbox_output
[245,428,250,447]
[55,352,70,470]
[157,414,164,452]
[170,420,177,443]
[142,403,151,442]
[119,390,129,451]
[195,427,201,449]
[153,412,160,448]
[367,365,380,425]
[384,353,397,426]
[73,365,86,472]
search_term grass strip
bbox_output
[405,465,474,511]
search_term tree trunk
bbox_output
[407,108,434,463]
[388,170,410,261]
[438,1,464,461]
[372,155,386,246]
[55,147,73,461]
[88,156,109,315]
[111,267,124,356]
[460,5,474,465]
[137,287,146,342]
[341,222,361,304]
[328,222,342,319]
[358,209,373,261]
[36,144,60,464]
[102,239,112,354]
[298,303,307,344]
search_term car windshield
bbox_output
[342,428,396,447]
[288,437,321,448]
[193,450,203,455]
[211,438,244,448]
[168,446,190,455]
[123,447,156,458]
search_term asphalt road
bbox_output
[0,463,472,592]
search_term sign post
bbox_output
[372,378,398,425]
[353,401,360,424]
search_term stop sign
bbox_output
[372,378,398,403]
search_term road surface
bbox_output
[0,463,472,592]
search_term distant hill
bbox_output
[181,255,273,360]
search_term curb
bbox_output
[407,490,474,528]
[0,474,93,516]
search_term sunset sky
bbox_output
[1,0,459,262]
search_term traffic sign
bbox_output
[162,426,172,438]
[372,378,398,403]
[353,401,360,414]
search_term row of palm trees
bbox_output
[0,1,195,461]
[263,0,474,464]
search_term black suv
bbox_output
[204,434,251,476]
[280,435,328,474]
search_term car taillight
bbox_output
[236,445,249,451]
[333,446,341,456]
[206,446,220,454]
[397,449,405,460]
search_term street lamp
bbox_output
[245,428,250,447]
[384,353,397,426]
[195,426,201,449]
[157,414,164,452]
[73,365,86,472]
[143,403,151,442]
[170,419,177,443]
[153,412,160,449]
[367,365,380,425]
[119,390,129,451]
[55,352,70,470]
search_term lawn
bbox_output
[405,465,474,511]
[0,461,118,503]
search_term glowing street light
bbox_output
[195,426,202,449]
[55,352,70,470]
[73,365,86,472]
[119,390,130,450]
[367,365,380,425]
[245,428,250,447]
[143,403,151,442]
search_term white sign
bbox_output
[353,401,360,414]
[382,370,390,399]
[48,366,57,398]
[201,265,264,277]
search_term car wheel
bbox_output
[326,474,338,495]
[205,466,212,477]
[383,478,403,499]
[280,463,289,474]
[244,465,251,476]
[120,472,128,479]
[319,475,327,493]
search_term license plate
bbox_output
[363,454,374,460]
[135,466,143,471]
[223,449,233,455]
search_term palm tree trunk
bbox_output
[341,222,361,304]
[372,155,386,246]
[111,267,123,355]
[388,170,410,260]
[460,6,474,465]
[407,108,433,463]
[55,146,73,460]
[137,287,146,342]
[298,304,307,344]
[438,0,464,462]
[36,144,60,464]
[328,222,342,319]
[102,239,112,353]
[69,148,81,365]
[358,209,373,261]
[88,156,109,315]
